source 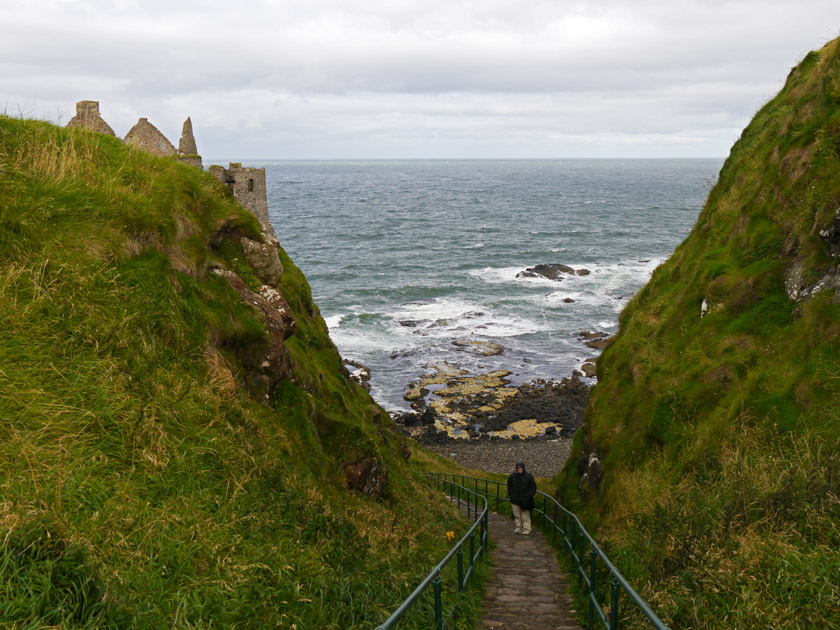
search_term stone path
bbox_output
[480,510,582,630]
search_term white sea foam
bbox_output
[324,314,344,330]
[561,259,663,294]
[538,292,602,309]
[467,266,523,284]
[390,296,544,338]
[330,324,420,356]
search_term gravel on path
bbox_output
[425,437,574,479]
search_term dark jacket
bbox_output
[507,465,537,511]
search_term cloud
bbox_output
[1,0,838,157]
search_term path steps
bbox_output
[480,511,582,630]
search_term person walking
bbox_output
[507,461,537,535]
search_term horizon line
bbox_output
[204,156,727,163]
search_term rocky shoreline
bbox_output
[395,371,588,437]
[388,365,592,477]
[343,262,608,478]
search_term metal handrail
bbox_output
[375,475,489,630]
[424,473,670,630]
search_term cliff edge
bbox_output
[557,38,840,629]
[0,116,464,628]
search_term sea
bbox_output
[254,159,723,413]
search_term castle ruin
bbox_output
[125,117,177,157]
[66,101,115,136]
[66,100,203,170]
[208,163,276,240]
[64,101,274,234]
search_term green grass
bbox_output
[553,38,840,629]
[0,116,488,629]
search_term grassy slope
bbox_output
[0,117,483,629]
[555,40,840,629]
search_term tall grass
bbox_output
[0,116,487,629]
[555,37,840,629]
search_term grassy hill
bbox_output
[0,116,479,629]
[555,39,840,629]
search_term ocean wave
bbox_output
[324,314,344,330]
[389,296,544,338]
[467,266,525,284]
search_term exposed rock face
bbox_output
[784,262,840,302]
[580,360,597,378]
[257,285,296,339]
[342,359,372,392]
[66,100,115,136]
[343,359,372,391]
[344,456,388,499]
[819,207,840,258]
[212,269,295,401]
[241,236,283,285]
[577,446,603,504]
[782,209,840,302]
[578,330,613,350]
[125,118,177,157]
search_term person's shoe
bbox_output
[513,530,521,534]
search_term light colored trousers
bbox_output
[512,504,532,534]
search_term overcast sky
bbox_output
[2,0,839,159]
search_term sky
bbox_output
[2,0,839,159]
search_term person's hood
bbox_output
[515,462,526,471]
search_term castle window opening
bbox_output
[248,178,255,192]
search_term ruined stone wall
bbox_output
[66,102,203,169]
[66,101,115,136]
[125,118,177,156]
[209,163,275,240]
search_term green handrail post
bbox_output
[433,575,443,630]
[610,576,620,630]
[590,547,597,630]
[578,528,585,591]
[457,547,464,592]
[393,473,671,630]
[542,493,547,528]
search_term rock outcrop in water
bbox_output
[517,263,590,280]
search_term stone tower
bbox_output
[66,101,115,136]
[209,163,275,239]
[176,117,203,169]
[124,118,177,156]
